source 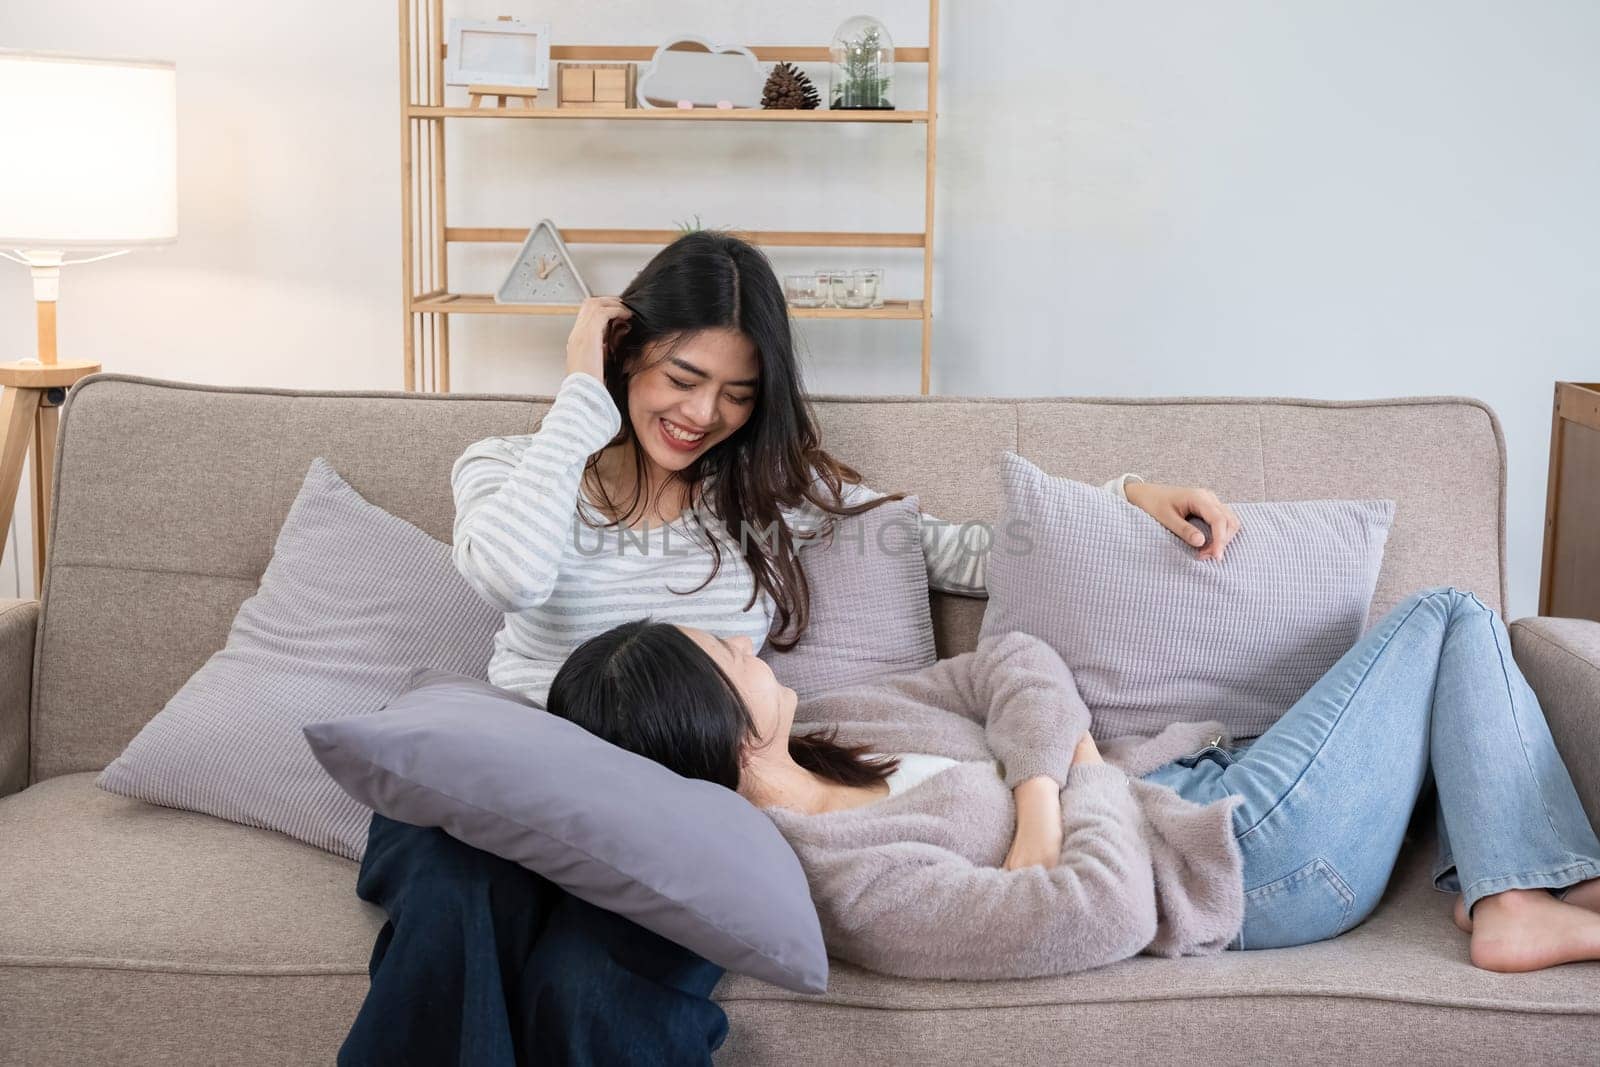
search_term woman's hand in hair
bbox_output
[565,297,633,382]
[1123,482,1242,562]
[1003,775,1065,871]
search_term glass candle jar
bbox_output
[851,268,884,308]
[784,273,826,308]
[820,269,848,307]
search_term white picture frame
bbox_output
[446,19,552,89]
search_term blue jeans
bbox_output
[339,814,728,1066]
[1144,586,1600,950]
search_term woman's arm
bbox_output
[808,763,1156,979]
[869,630,1093,790]
[797,631,1091,787]
[1004,733,1103,871]
[449,372,620,612]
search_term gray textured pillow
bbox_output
[304,669,828,994]
[761,497,936,698]
[97,458,503,858]
[984,452,1395,740]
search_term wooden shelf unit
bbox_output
[413,292,926,320]
[408,105,931,123]
[400,1,941,394]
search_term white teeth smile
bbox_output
[662,420,706,443]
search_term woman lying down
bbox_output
[548,602,1600,978]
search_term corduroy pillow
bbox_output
[97,458,503,859]
[305,669,829,994]
[983,452,1395,740]
[760,497,937,699]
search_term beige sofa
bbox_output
[3,373,1598,1065]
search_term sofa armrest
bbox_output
[0,598,38,798]
[1511,616,1600,828]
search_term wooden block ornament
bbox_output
[556,62,637,109]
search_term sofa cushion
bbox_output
[0,773,375,1063]
[984,452,1395,740]
[0,774,381,972]
[714,832,1600,1060]
[95,458,504,860]
[5,775,1597,1064]
[760,497,937,699]
[305,670,828,994]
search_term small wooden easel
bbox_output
[0,296,99,597]
[467,84,539,109]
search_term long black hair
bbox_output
[588,231,897,650]
[547,618,897,790]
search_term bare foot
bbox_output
[1470,889,1600,972]
[1453,894,1472,933]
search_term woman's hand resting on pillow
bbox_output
[1125,482,1242,562]
[1002,735,1103,871]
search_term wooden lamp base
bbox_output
[0,357,101,598]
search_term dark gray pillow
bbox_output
[984,452,1395,740]
[304,669,829,994]
[97,458,503,858]
[761,497,936,698]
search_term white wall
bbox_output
[2,1,1596,617]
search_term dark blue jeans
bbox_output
[339,814,728,1067]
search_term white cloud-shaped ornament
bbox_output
[636,37,764,109]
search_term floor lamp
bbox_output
[0,51,177,597]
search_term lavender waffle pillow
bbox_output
[983,452,1395,740]
[760,497,937,699]
[305,669,828,993]
[98,458,503,859]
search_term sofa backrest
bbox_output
[28,374,1507,783]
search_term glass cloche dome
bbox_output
[829,16,894,110]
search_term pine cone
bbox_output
[761,61,820,109]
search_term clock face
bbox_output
[496,222,590,304]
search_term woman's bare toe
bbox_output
[1470,889,1600,973]
[1452,894,1472,933]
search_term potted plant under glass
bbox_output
[829,16,894,110]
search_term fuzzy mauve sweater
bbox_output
[771,631,1246,980]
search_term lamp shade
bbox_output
[0,50,177,248]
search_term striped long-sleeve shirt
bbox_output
[450,372,1140,707]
